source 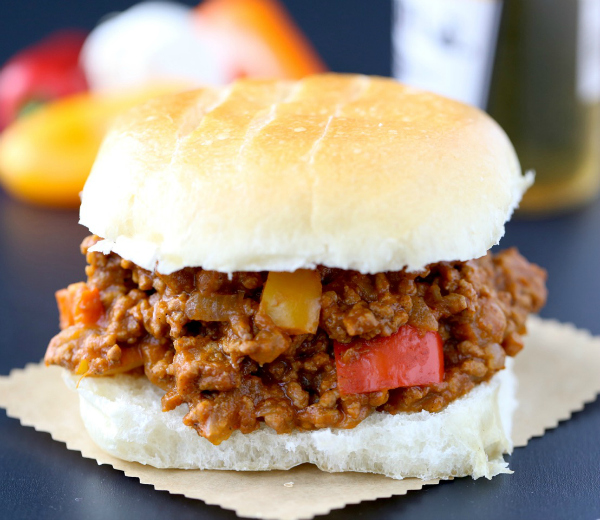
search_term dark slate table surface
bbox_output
[1,1,599,518]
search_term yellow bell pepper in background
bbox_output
[0,85,183,208]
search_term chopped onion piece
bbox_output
[185,293,244,322]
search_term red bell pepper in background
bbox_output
[334,326,444,395]
[0,30,88,130]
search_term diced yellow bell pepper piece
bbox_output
[102,346,144,376]
[75,359,89,376]
[0,85,183,208]
[259,269,322,334]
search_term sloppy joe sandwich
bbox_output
[45,74,547,480]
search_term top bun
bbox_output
[80,74,530,275]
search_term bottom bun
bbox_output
[64,358,516,480]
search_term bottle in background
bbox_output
[488,0,600,214]
[393,0,600,215]
[392,0,503,109]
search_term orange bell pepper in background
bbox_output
[0,85,182,207]
[195,0,327,79]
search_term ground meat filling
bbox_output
[45,236,547,444]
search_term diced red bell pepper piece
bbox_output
[334,325,444,395]
[56,282,104,329]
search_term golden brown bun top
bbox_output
[80,74,530,274]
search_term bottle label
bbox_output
[392,0,502,109]
[577,0,600,103]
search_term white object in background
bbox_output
[577,0,600,103]
[392,0,502,109]
[81,1,228,92]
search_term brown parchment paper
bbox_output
[1,316,599,520]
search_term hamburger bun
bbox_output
[65,358,516,479]
[80,74,531,275]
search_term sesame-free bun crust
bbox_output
[81,74,530,274]
[63,358,516,480]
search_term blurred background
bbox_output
[0,0,391,74]
[1,0,599,215]
[0,0,392,208]
[0,0,598,214]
